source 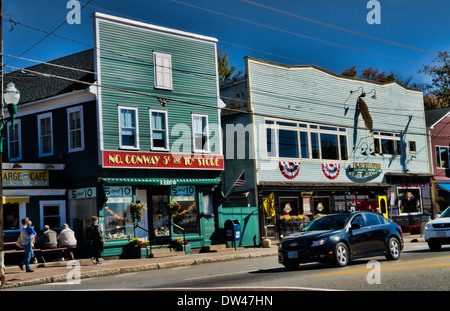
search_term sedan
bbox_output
[278,211,403,270]
[423,206,450,251]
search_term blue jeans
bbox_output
[21,243,34,271]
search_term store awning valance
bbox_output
[437,183,450,192]
[101,177,221,186]
[3,195,30,204]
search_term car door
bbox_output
[347,214,370,256]
[364,213,387,253]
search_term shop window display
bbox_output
[153,195,170,236]
[397,187,422,215]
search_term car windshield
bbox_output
[440,208,450,218]
[302,214,351,231]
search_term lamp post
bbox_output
[0,82,20,287]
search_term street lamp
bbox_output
[0,81,20,287]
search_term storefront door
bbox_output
[135,189,149,239]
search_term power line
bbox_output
[170,0,425,66]
[242,0,437,56]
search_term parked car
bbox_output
[423,206,450,251]
[278,211,403,270]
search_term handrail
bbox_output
[172,223,186,254]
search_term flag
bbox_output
[264,192,275,218]
[232,170,245,188]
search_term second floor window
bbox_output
[119,107,139,149]
[38,112,53,157]
[192,114,209,153]
[150,109,168,150]
[67,106,85,152]
[373,131,401,156]
[436,146,449,168]
[8,120,21,161]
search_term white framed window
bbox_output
[264,119,348,161]
[8,119,22,161]
[436,146,449,168]
[153,51,173,90]
[373,131,401,156]
[149,109,169,151]
[39,200,66,230]
[119,106,139,149]
[67,106,85,152]
[192,113,210,153]
[37,112,53,157]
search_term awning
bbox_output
[3,195,30,204]
[101,177,221,186]
[437,183,450,192]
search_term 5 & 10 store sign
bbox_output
[102,150,224,170]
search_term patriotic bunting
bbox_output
[278,161,301,179]
[322,163,340,180]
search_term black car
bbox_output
[278,211,403,270]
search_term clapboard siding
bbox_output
[97,19,221,155]
[244,58,429,184]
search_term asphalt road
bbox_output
[7,242,450,291]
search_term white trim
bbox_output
[118,106,140,150]
[93,12,218,44]
[192,113,210,153]
[39,200,66,230]
[3,189,66,196]
[67,105,85,153]
[37,112,54,157]
[7,119,22,162]
[94,16,105,165]
[149,108,169,151]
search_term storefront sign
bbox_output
[351,162,382,173]
[2,170,49,187]
[69,187,97,200]
[171,186,196,196]
[104,186,132,203]
[102,151,224,170]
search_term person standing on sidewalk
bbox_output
[19,217,35,272]
[89,216,105,265]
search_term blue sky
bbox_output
[3,0,450,87]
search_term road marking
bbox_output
[311,255,450,277]
[183,269,256,281]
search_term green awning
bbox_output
[101,177,221,186]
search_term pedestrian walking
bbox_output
[89,216,105,265]
[18,217,35,272]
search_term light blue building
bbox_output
[221,57,432,240]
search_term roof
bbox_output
[3,49,95,105]
[425,107,450,128]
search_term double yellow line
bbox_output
[311,255,450,277]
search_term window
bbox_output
[192,114,209,152]
[119,106,139,149]
[153,51,173,90]
[373,131,401,156]
[351,214,366,228]
[365,213,383,226]
[3,203,20,230]
[264,119,348,161]
[409,141,417,153]
[103,186,134,240]
[150,109,169,150]
[37,112,53,157]
[39,201,66,230]
[435,146,449,168]
[67,106,85,152]
[8,119,21,161]
[397,187,422,215]
[172,188,198,235]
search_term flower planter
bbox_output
[124,245,151,259]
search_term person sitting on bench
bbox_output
[36,225,62,261]
[57,224,77,260]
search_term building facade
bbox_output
[221,57,432,240]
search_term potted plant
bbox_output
[169,200,182,217]
[126,238,151,258]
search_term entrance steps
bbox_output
[201,244,234,253]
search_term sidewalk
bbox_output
[1,233,425,289]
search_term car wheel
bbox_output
[428,241,442,252]
[334,242,349,267]
[385,237,401,260]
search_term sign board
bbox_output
[104,186,132,203]
[2,170,49,187]
[102,150,224,170]
[351,162,382,173]
[69,187,97,200]
[171,186,196,196]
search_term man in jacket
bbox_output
[89,216,105,265]
[36,225,62,261]
[57,224,77,260]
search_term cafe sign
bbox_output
[102,150,224,170]
[2,170,49,187]
[351,162,382,173]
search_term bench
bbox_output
[3,242,76,263]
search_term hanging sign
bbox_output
[278,161,301,179]
[2,170,49,187]
[322,163,340,180]
[351,162,382,173]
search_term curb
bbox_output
[2,250,278,289]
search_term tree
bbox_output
[217,48,243,84]
[420,51,450,107]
